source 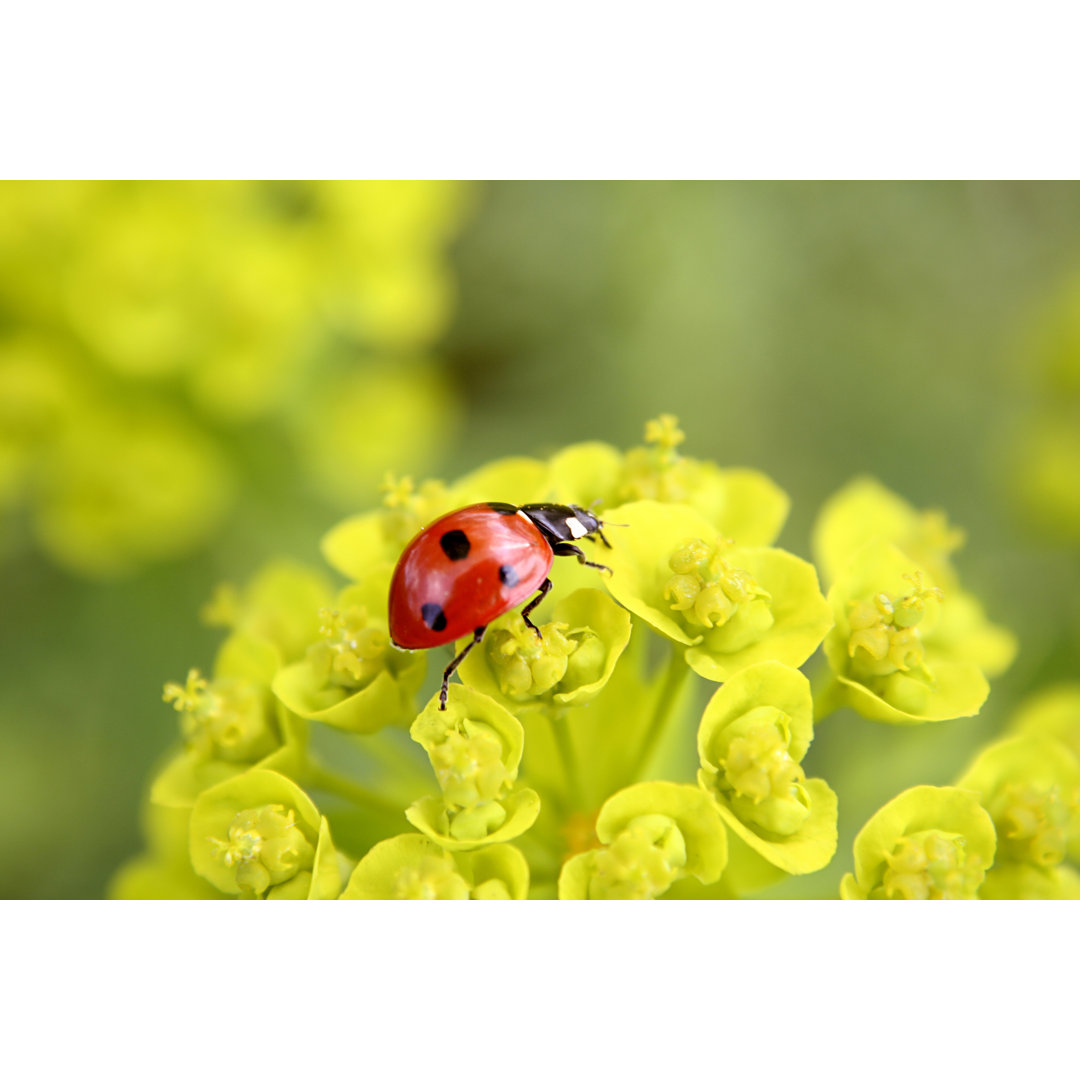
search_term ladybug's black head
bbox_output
[519,502,612,550]
[568,505,613,547]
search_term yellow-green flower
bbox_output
[341,835,529,899]
[547,415,790,547]
[955,734,1080,898]
[406,685,540,850]
[604,501,831,682]
[0,181,474,576]
[149,631,305,810]
[189,769,341,899]
[840,786,996,900]
[162,666,276,764]
[1009,683,1080,762]
[320,456,551,581]
[558,782,728,900]
[32,404,232,579]
[201,560,334,665]
[813,477,1016,678]
[697,662,837,874]
[459,588,632,708]
[272,576,425,733]
[108,802,224,900]
[822,540,989,723]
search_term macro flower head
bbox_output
[110,416,1036,900]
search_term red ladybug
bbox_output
[389,502,614,709]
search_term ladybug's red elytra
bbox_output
[389,502,615,709]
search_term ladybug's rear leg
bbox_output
[552,541,611,575]
[440,626,486,710]
[520,577,553,639]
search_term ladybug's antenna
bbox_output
[594,518,627,550]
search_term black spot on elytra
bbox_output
[421,602,447,632]
[499,564,519,588]
[440,529,471,561]
[487,502,518,515]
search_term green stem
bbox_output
[550,708,582,810]
[627,646,690,784]
[304,763,408,819]
[358,729,432,785]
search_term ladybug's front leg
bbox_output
[551,541,611,575]
[519,577,553,639]
[439,626,486,710]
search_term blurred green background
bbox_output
[2,181,1079,898]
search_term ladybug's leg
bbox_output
[439,626,486,710]
[520,577,553,639]
[552,541,611,575]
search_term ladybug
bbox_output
[389,502,615,709]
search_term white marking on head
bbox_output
[567,516,588,539]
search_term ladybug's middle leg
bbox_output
[520,577,553,639]
[552,541,611,575]
[440,626,486,710]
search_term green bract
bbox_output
[603,501,831,682]
[189,769,340,899]
[558,782,728,900]
[460,588,631,708]
[1009,684,1080,761]
[272,575,425,733]
[341,835,530,899]
[813,476,967,588]
[955,734,1080,897]
[697,662,837,873]
[109,803,224,900]
[839,786,996,900]
[822,540,989,723]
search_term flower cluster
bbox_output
[114,417,1048,899]
[0,181,469,576]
